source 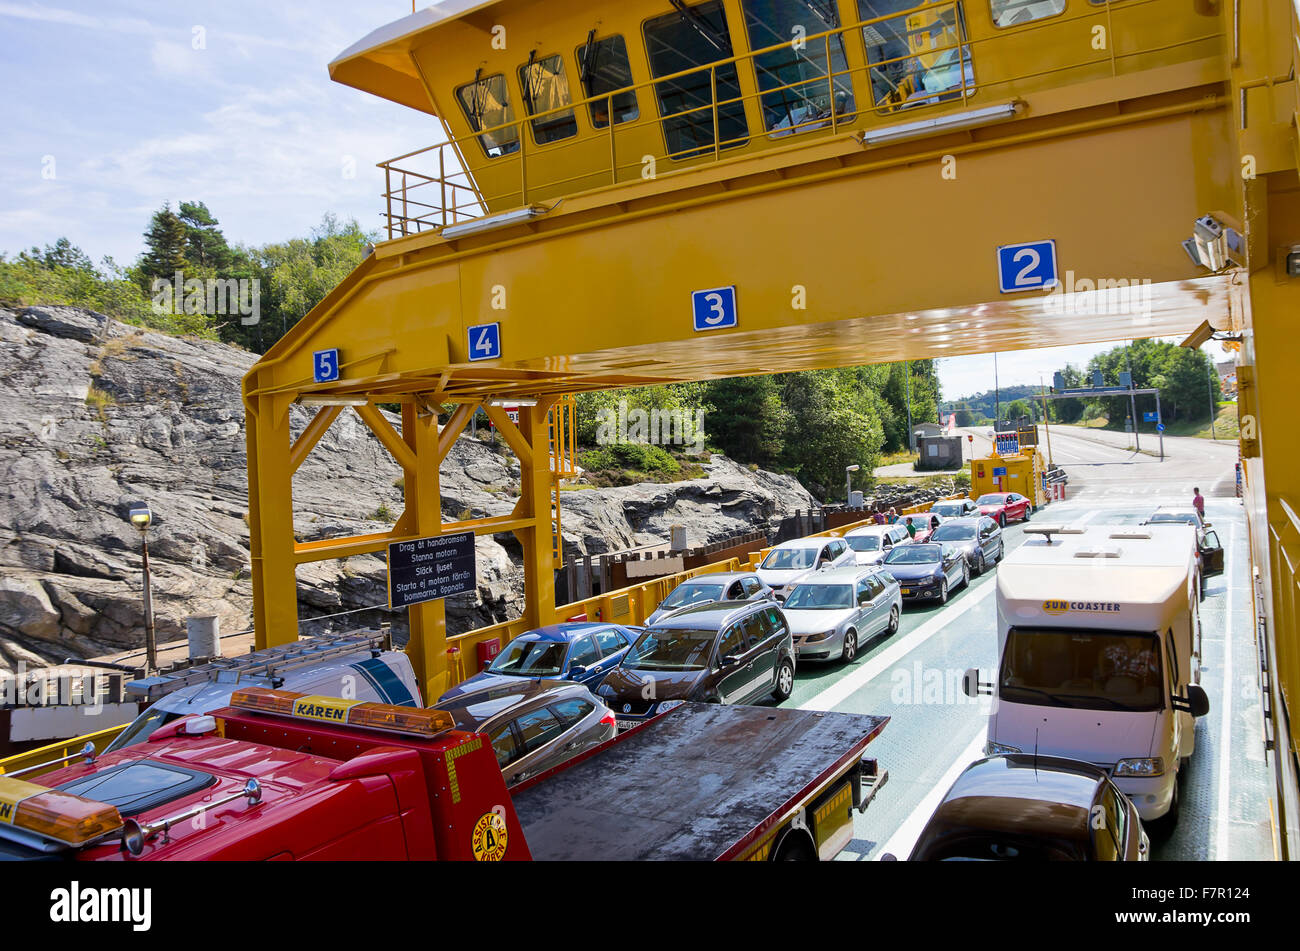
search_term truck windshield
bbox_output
[999,627,1164,712]
[105,708,182,753]
[489,638,567,677]
[624,628,715,671]
[660,582,723,610]
[783,584,853,609]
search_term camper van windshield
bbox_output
[999,627,1164,712]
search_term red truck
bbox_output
[0,687,887,861]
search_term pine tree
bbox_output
[141,203,189,283]
[177,200,233,272]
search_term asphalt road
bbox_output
[769,431,1271,861]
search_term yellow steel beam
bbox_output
[289,405,343,473]
[437,402,476,461]
[482,404,533,467]
[353,402,418,473]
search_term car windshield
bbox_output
[846,535,881,552]
[931,503,964,517]
[783,584,853,610]
[761,548,818,570]
[931,524,976,541]
[999,627,1164,712]
[659,582,724,610]
[884,546,941,565]
[976,494,1007,505]
[624,628,716,671]
[489,637,567,677]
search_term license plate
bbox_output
[616,719,639,731]
[901,588,912,595]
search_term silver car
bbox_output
[844,524,913,566]
[432,679,616,787]
[645,571,774,625]
[781,566,903,663]
[928,515,1004,576]
[756,536,856,598]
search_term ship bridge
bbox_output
[243,0,1300,852]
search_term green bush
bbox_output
[579,442,679,475]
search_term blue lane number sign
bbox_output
[313,349,340,383]
[997,240,1058,293]
[468,322,501,361]
[692,286,737,331]
[1157,422,1166,433]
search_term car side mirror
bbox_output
[720,654,740,668]
[1184,684,1210,718]
[880,852,899,862]
[568,665,588,679]
[774,593,786,602]
[962,667,992,697]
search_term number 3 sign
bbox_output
[691,286,738,331]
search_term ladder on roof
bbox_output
[124,629,390,703]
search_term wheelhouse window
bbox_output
[857,0,973,111]
[644,0,750,158]
[575,33,640,127]
[742,0,855,135]
[519,52,578,144]
[999,627,1165,712]
[989,0,1065,27]
[455,71,520,157]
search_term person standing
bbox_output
[1192,487,1205,520]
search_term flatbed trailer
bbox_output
[512,702,888,861]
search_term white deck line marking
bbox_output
[878,729,988,860]
[1213,519,1236,860]
[800,583,995,712]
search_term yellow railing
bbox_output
[0,726,126,779]
[1269,498,1300,758]
[377,0,1221,237]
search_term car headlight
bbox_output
[806,630,835,643]
[1114,757,1166,777]
[986,742,1021,756]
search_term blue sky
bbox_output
[0,1,432,264]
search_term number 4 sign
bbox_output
[468,322,501,361]
[996,240,1058,294]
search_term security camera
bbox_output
[1184,215,1244,273]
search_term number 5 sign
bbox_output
[691,286,738,331]
[996,240,1058,294]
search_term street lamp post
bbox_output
[128,502,158,675]
[1208,367,1218,440]
[845,464,860,507]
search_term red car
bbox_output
[975,492,1033,527]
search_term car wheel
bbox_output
[999,513,1007,528]
[961,562,970,588]
[995,540,1005,563]
[973,551,986,576]
[773,658,795,701]
[887,605,900,636]
[939,579,950,604]
[1024,504,1032,522]
[841,629,858,663]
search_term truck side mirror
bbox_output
[1184,684,1210,718]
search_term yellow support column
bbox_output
[246,390,299,649]
[518,401,558,630]
[400,400,450,702]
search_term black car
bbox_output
[928,516,1004,575]
[596,600,795,729]
[905,754,1149,861]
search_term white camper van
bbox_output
[104,630,421,753]
[964,525,1210,829]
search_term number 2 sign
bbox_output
[996,240,1058,294]
[691,286,738,332]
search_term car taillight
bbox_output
[600,708,617,728]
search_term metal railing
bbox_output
[377,0,1219,238]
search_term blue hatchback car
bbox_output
[438,622,640,702]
